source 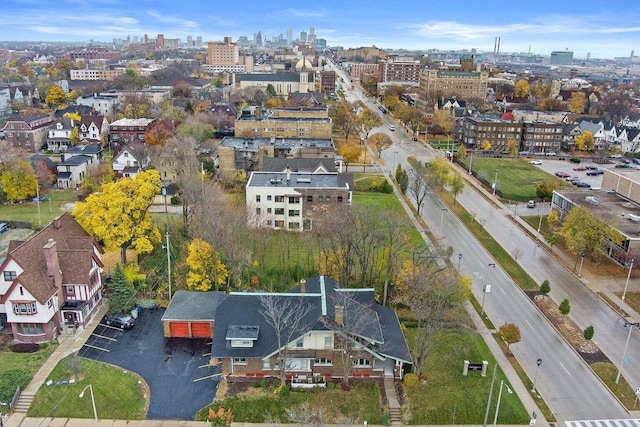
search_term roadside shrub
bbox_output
[170,196,180,205]
[370,180,393,193]
[12,343,39,353]
[404,373,419,388]
[539,280,551,295]
[584,325,595,340]
[0,369,31,402]
[326,381,335,390]
[570,157,581,163]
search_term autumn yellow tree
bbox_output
[568,92,587,113]
[432,109,453,135]
[575,131,595,151]
[338,142,361,171]
[507,139,518,156]
[45,84,66,107]
[0,159,37,203]
[514,79,531,99]
[481,139,492,151]
[359,108,382,139]
[186,238,229,291]
[72,170,162,264]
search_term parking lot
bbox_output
[529,157,610,190]
[79,308,219,420]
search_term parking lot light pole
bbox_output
[493,380,513,427]
[578,252,586,277]
[79,384,99,427]
[457,253,463,273]
[493,170,498,196]
[537,204,543,237]
[481,263,496,316]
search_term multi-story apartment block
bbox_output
[76,94,119,116]
[70,69,125,81]
[318,70,336,93]
[378,58,422,84]
[67,49,121,62]
[416,55,488,114]
[246,171,352,231]
[109,118,157,148]
[339,46,385,62]
[2,113,53,153]
[207,41,239,66]
[347,63,380,81]
[218,137,335,179]
[235,106,332,140]
[461,117,563,153]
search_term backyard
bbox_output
[0,189,78,225]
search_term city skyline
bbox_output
[1,0,639,59]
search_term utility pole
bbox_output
[162,187,172,301]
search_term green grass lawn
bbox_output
[0,344,57,412]
[28,356,146,419]
[0,189,78,225]
[462,157,570,201]
[196,382,385,424]
[403,329,529,425]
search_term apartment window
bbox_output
[307,195,313,202]
[324,336,334,349]
[354,358,371,367]
[289,222,300,229]
[275,196,284,203]
[233,358,247,365]
[288,210,300,217]
[318,196,324,202]
[47,299,53,308]
[274,220,284,228]
[326,196,331,202]
[13,302,37,315]
[289,197,300,204]
[275,208,285,215]
[267,195,272,201]
[256,195,261,202]
[267,208,272,213]
[314,358,332,366]
[66,286,74,294]
[17,323,44,335]
[256,208,261,215]
[337,196,344,203]
[262,360,271,370]
[296,339,303,348]
[3,271,17,281]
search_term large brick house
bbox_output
[2,113,53,153]
[0,214,105,343]
[161,276,411,381]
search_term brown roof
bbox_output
[5,213,102,304]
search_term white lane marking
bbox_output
[525,319,535,330]
[559,362,571,376]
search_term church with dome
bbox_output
[237,55,315,96]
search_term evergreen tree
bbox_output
[107,264,136,314]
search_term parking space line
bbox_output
[100,324,126,331]
[194,373,222,382]
[83,343,110,352]
[91,333,117,341]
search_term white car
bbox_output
[389,125,395,131]
[530,160,542,165]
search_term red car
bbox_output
[573,166,587,171]
[555,171,571,178]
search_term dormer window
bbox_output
[226,325,259,348]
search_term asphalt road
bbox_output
[327,61,632,421]
[79,308,219,419]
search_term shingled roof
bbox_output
[2,214,102,304]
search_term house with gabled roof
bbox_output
[112,142,149,179]
[0,214,105,343]
[46,117,76,152]
[79,115,109,143]
[56,143,103,189]
[161,276,411,381]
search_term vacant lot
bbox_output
[0,189,78,225]
[462,157,571,201]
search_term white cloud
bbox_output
[145,10,199,28]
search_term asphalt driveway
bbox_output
[79,308,219,420]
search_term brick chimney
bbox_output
[53,216,62,229]
[43,239,63,287]
[334,305,344,326]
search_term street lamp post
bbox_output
[622,259,635,303]
[79,384,99,427]
[493,380,513,427]
[440,208,448,232]
[578,252,586,277]
[457,253,463,273]
[393,151,399,175]
[513,202,518,218]
[537,203,543,237]
[531,358,542,393]
[493,170,498,196]
[480,263,496,316]
[616,321,640,384]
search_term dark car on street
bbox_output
[103,313,135,329]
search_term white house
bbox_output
[112,142,149,178]
[46,117,75,152]
[56,144,103,189]
[76,94,119,117]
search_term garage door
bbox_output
[169,322,189,337]
[191,322,211,338]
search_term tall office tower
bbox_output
[300,31,307,44]
[256,31,263,46]
[308,27,316,46]
[187,35,193,46]
[196,36,202,47]
[286,28,293,45]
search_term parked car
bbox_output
[527,200,536,208]
[32,196,45,202]
[530,160,542,165]
[576,182,591,188]
[585,165,598,170]
[103,313,135,329]
[0,223,7,234]
[545,152,557,156]
[555,171,571,178]
[389,125,395,131]
[586,169,604,176]
[573,166,587,171]
[519,151,530,156]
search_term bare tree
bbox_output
[394,248,469,376]
[286,402,327,426]
[408,168,430,215]
[259,294,316,386]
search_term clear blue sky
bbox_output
[2,0,639,59]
